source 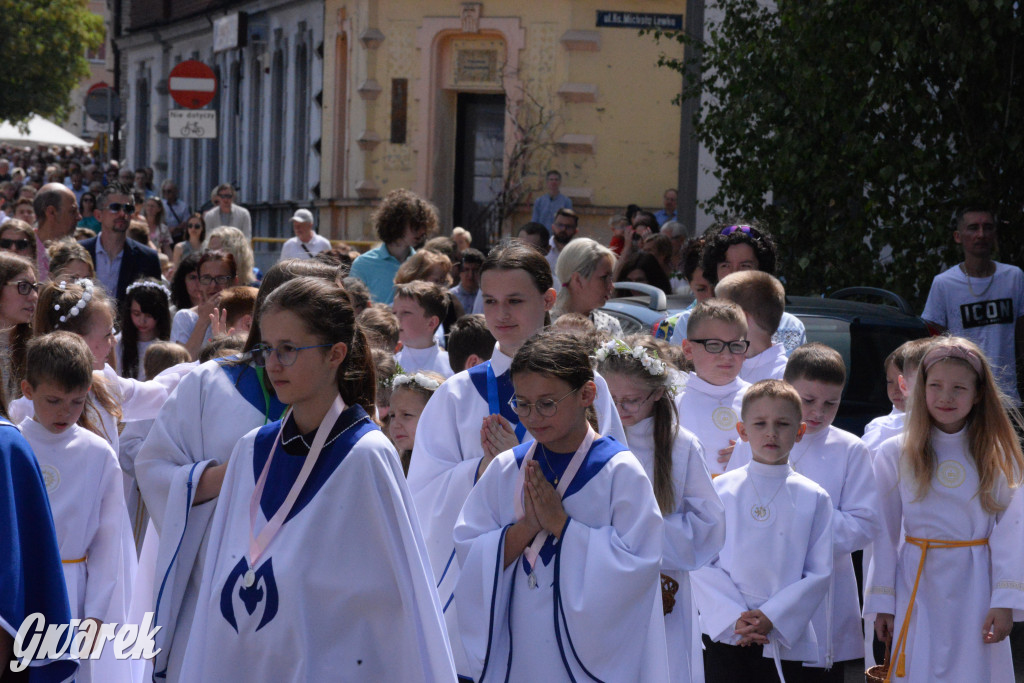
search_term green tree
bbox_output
[0,0,104,125]
[655,1,1024,304]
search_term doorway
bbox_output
[453,93,505,248]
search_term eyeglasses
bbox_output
[7,280,41,295]
[0,238,31,251]
[613,390,658,414]
[689,338,750,355]
[106,202,135,214]
[508,387,579,418]
[251,342,333,367]
[217,193,234,199]
[198,274,234,286]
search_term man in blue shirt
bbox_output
[654,188,678,226]
[531,169,573,229]
[349,188,438,304]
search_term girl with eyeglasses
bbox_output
[454,329,670,681]
[135,259,340,681]
[172,276,455,681]
[0,253,40,405]
[0,218,37,263]
[171,250,238,360]
[597,336,725,683]
[406,241,625,678]
[171,213,205,269]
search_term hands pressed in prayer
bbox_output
[734,609,772,646]
[525,461,568,539]
[480,414,518,459]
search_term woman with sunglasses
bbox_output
[172,213,205,269]
[78,191,101,232]
[0,253,40,404]
[171,250,238,360]
[0,218,37,264]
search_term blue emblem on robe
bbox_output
[220,557,279,633]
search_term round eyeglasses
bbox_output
[251,343,333,367]
[508,387,579,418]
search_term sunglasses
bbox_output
[217,193,234,199]
[106,202,136,214]
[721,224,761,238]
[187,222,203,229]
[0,238,31,251]
[7,280,41,296]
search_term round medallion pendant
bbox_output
[712,406,738,431]
[41,464,60,493]
[937,460,966,488]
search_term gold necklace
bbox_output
[749,471,787,522]
[538,444,559,486]
[960,262,995,298]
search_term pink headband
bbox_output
[922,344,983,376]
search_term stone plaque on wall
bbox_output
[452,39,505,88]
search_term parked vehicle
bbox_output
[600,283,934,435]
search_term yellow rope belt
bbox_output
[62,555,87,564]
[885,535,989,682]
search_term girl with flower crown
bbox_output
[388,370,446,475]
[117,277,173,380]
[597,335,726,683]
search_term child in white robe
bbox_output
[178,277,455,681]
[455,329,669,681]
[676,298,752,474]
[692,380,833,682]
[866,338,1024,683]
[135,258,340,682]
[715,270,790,384]
[407,242,626,678]
[387,370,445,475]
[728,344,880,678]
[19,331,136,683]
[598,336,726,683]
[393,280,454,378]
[861,348,906,452]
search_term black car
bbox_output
[600,284,935,435]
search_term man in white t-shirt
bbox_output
[922,207,1024,403]
[279,208,332,261]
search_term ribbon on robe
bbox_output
[486,363,528,442]
[513,427,595,580]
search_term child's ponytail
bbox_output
[339,325,377,417]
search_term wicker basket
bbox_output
[865,643,891,683]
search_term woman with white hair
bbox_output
[552,237,623,335]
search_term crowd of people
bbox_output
[1,147,1023,683]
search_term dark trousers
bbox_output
[702,635,845,683]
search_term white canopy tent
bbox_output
[0,115,90,147]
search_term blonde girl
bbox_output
[597,337,724,683]
[388,371,445,474]
[866,337,1024,683]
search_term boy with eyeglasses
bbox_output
[676,299,752,475]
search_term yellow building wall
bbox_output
[319,0,684,244]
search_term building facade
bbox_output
[117,1,684,252]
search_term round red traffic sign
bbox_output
[168,60,217,109]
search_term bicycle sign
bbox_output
[169,110,217,139]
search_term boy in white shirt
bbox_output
[20,332,135,683]
[677,299,752,474]
[728,344,880,678]
[861,337,932,453]
[692,380,833,682]
[715,270,789,383]
[393,280,454,378]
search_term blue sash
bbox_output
[468,361,528,442]
[252,405,377,522]
[217,357,287,425]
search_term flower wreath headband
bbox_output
[126,280,171,299]
[54,278,94,326]
[391,372,442,392]
[594,339,668,378]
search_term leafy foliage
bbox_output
[0,0,104,125]
[653,0,1024,304]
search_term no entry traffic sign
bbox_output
[168,60,217,109]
